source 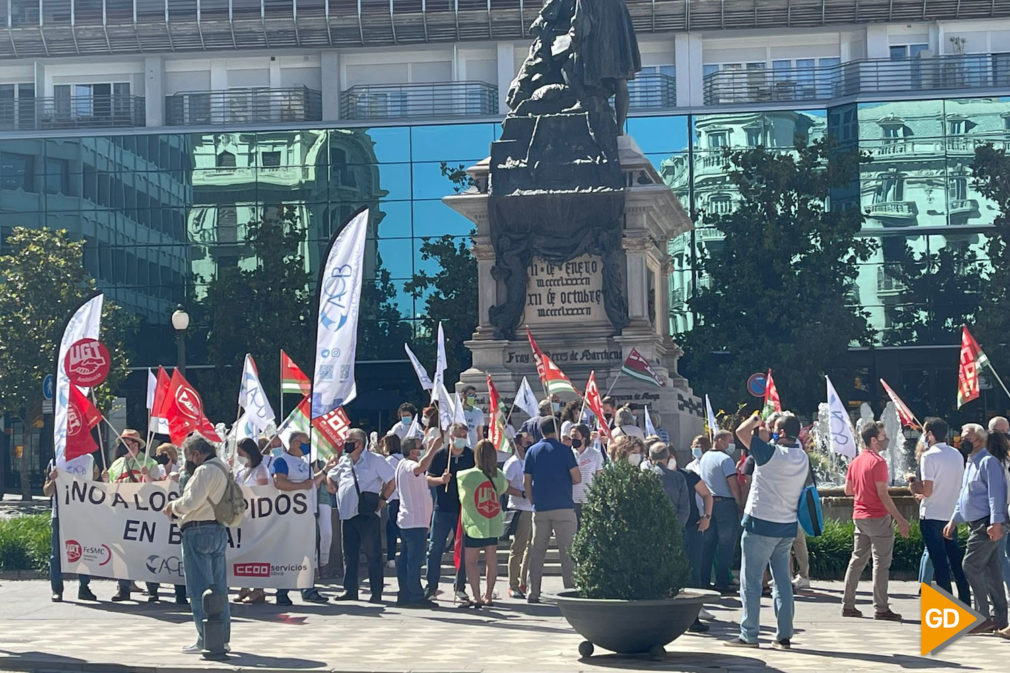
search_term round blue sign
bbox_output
[42,374,54,400]
[747,373,767,398]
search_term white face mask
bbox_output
[421,416,430,427]
[628,453,642,466]
[727,443,737,455]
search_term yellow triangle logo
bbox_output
[921,582,983,655]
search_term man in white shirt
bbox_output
[394,435,439,608]
[504,432,534,599]
[461,386,486,448]
[164,434,230,654]
[910,417,970,603]
[328,428,396,604]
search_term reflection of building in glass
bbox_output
[0,135,190,321]
[187,129,387,294]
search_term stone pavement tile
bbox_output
[0,578,1004,672]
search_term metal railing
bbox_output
[627,73,677,110]
[703,54,1010,106]
[340,81,497,120]
[0,95,145,130]
[165,87,322,126]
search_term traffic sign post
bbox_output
[42,374,54,400]
[747,373,767,398]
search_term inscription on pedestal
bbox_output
[525,254,608,324]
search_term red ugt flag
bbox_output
[160,370,222,445]
[66,385,103,461]
[958,326,990,409]
[583,371,611,439]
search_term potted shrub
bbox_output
[556,461,717,659]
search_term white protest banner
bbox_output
[239,353,276,431]
[56,476,314,589]
[312,208,368,418]
[54,293,104,463]
[404,343,433,391]
[826,375,858,459]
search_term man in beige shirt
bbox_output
[164,434,230,654]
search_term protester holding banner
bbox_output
[504,432,534,599]
[44,455,98,603]
[424,423,475,601]
[395,436,440,608]
[164,433,231,654]
[457,439,523,608]
[386,403,417,441]
[329,428,396,603]
[273,431,332,606]
[235,439,270,486]
[156,443,184,482]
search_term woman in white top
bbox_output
[381,434,403,569]
[234,438,269,604]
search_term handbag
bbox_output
[351,461,381,516]
[797,463,824,537]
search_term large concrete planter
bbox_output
[555,589,720,659]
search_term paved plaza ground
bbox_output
[0,575,1004,673]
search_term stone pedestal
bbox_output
[444,136,704,455]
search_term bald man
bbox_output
[989,416,1009,435]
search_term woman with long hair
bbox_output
[456,439,523,608]
[381,433,403,568]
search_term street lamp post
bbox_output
[171,306,190,377]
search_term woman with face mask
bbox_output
[608,435,645,466]
[611,405,646,442]
[232,438,269,604]
[570,423,602,527]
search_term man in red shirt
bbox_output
[841,421,911,620]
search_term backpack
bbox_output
[207,459,247,527]
[797,463,824,537]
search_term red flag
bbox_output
[65,385,102,461]
[620,348,664,388]
[312,405,351,451]
[280,349,311,395]
[150,366,171,430]
[880,378,920,429]
[761,369,782,419]
[161,370,222,445]
[958,326,990,409]
[583,371,611,439]
[486,375,510,452]
[526,327,579,397]
[453,511,464,571]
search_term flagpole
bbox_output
[603,369,623,397]
[144,408,153,464]
[986,362,1010,400]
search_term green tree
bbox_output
[357,255,414,361]
[200,206,313,420]
[404,234,478,377]
[677,140,876,414]
[0,228,133,499]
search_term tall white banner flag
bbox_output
[826,376,857,459]
[452,391,466,427]
[436,322,447,379]
[54,293,104,463]
[514,377,540,420]
[146,369,157,411]
[239,354,276,431]
[705,394,719,440]
[404,343,433,391]
[644,405,657,437]
[312,208,369,417]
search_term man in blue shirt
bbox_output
[945,423,1008,634]
[725,411,809,650]
[523,417,581,604]
[698,429,744,593]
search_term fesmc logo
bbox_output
[65,539,111,566]
[175,384,203,421]
[474,482,501,519]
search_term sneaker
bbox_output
[724,638,759,649]
[77,588,97,601]
[423,586,436,601]
[792,576,810,590]
[509,589,526,599]
[454,589,469,602]
[51,593,62,603]
[698,608,714,620]
[225,643,231,653]
[385,560,396,569]
[688,618,710,633]
[181,643,203,654]
[773,638,791,650]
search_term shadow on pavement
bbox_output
[576,651,785,672]
[0,648,328,671]
[787,647,976,670]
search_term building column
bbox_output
[623,237,651,328]
[674,32,704,108]
[321,51,341,121]
[865,25,890,59]
[497,41,514,115]
[144,56,164,127]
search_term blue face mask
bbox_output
[271,447,283,458]
[300,442,311,456]
[691,447,703,460]
[552,402,560,413]
[401,416,412,426]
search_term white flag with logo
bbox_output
[239,354,276,432]
[54,293,104,463]
[644,405,657,437]
[514,377,540,419]
[404,343,433,391]
[826,376,857,459]
[230,412,258,441]
[312,208,368,417]
[705,394,719,440]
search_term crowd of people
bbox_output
[43,389,1010,654]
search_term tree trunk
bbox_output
[19,413,32,501]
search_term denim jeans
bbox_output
[425,509,466,591]
[50,517,90,595]
[919,548,933,584]
[386,500,401,562]
[397,527,427,603]
[701,499,739,588]
[920,518,970,604]
[683,521,710,589]
[181,524,230,647]
[739,529,795,644]
[1001,535,1010,598]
